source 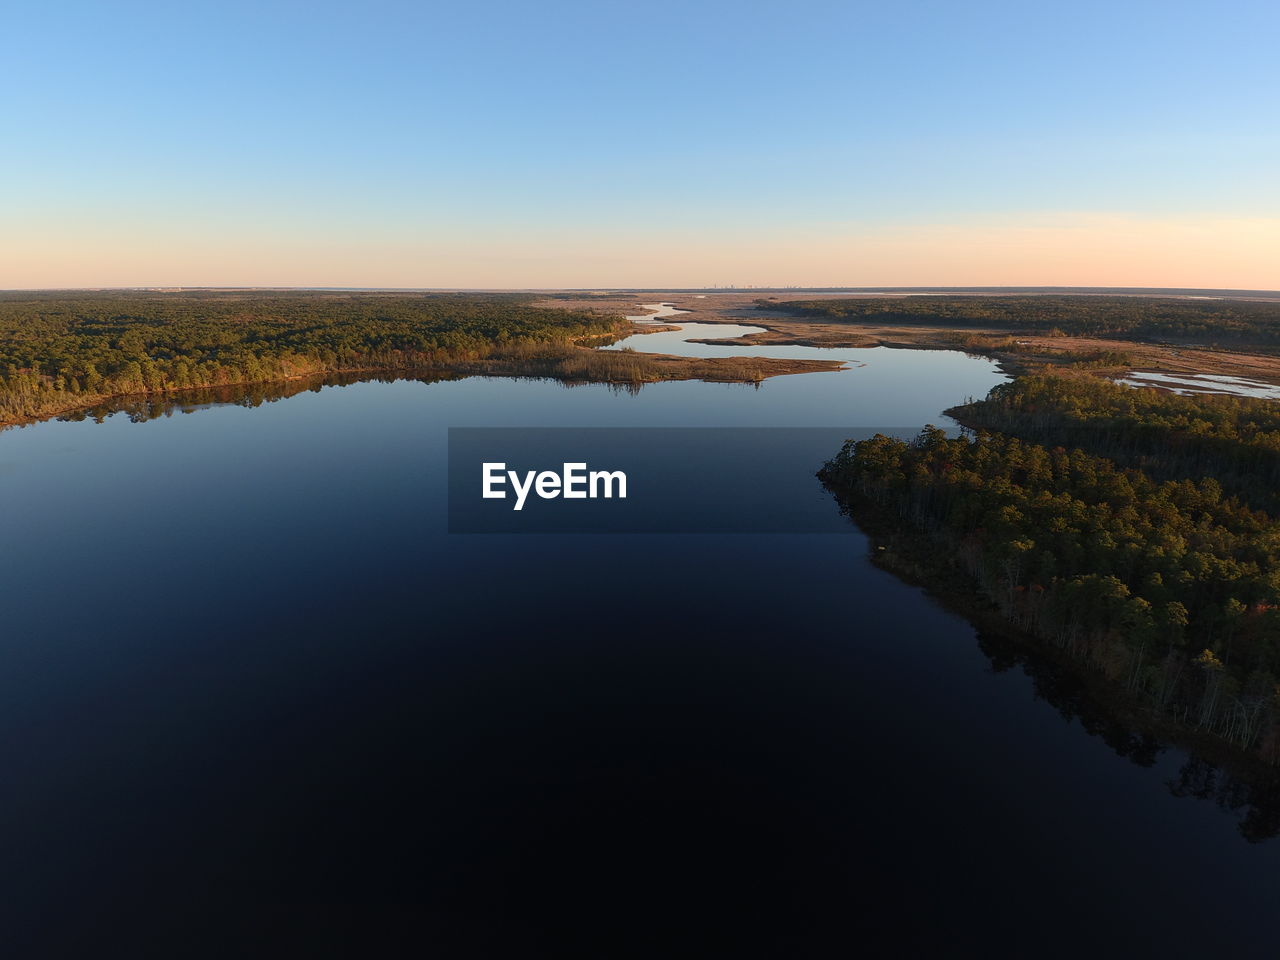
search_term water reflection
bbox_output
[977,630,1280,842]
[1170,757,1280,844]
[50,372,423,424]
[34,370,666,429]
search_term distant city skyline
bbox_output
[5,0,1277,289]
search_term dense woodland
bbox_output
[0,292,627,424]
[951,375,1280,513]
[821,380,1280,761]
[766,295,1280,345]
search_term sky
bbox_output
[3,0,1277,289]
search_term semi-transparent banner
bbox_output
[447,427,921,533]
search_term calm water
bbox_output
[1,318,1277,955]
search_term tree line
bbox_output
[0,291,627,424]
[764,295,1280,345]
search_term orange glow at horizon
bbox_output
[4,213,1277,291]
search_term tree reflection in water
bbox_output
[977,630,1280,842]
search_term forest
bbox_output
[765,295,1280,345]
[0,291,628,424]
[821,380,1280,762]
[949,375,1280,513]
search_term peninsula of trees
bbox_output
[0,291,835,426]
[0,291,619,424]
[821,376,1280,762]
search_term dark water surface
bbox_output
[1,342,1277,956]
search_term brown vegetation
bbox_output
[537,292,1280,388]
[451,340,841,385]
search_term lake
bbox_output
[1,309,1276,955]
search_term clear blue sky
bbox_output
[4,0,1278,287]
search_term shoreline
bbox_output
[831,489,1280,788]
[0,341,843,433]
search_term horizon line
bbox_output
[5,284,1280,298]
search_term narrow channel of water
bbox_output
[1118,370,1280,399]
